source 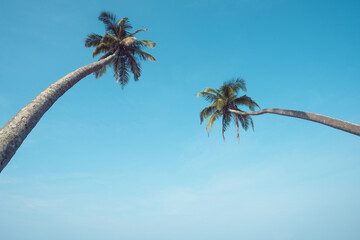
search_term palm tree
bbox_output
[198,79,360,140]
[197,78,260,142]
[0,12,156,173]
[85,12,156,87]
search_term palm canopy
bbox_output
[197,78,260,142]
[85,11,156,88]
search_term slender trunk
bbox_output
[229,108,360,137]
[0,54,115,173]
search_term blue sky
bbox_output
[0,0,360,239]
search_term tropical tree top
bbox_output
[197,78,260,142]
[85,11,156,88]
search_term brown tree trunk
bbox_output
[229,108,360,136]
[0,54,115,173]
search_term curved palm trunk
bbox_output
[229,108,360,136]
[0,54,115,173]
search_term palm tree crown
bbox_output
[85,11,156,88]
[197,78,260,142]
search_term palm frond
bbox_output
[197,78,258,142]
[117,17,132,38]
[206,110,221,134]
[234,95,260,110]
[117,17,128,31]
[200,106,217,124]
[92,42,110,57]
[221,78,247,97]
[139,40,156,48]
[98,11,118,35]
[214,98,227,111]
[101,33,117,44]
[114,56,130,88]
[249,116,255,131]
[85,33,103,47]
[130,29,148,36]
[239,116,249,131]
[196,91,218,103]
[229,78,247,93]
[121,37,137,46]
[124,52,141,80]
[85,12,155,86]
[222,112,232,141]
[220,84,233,98]
[196,88,222,99]
[131,48,156,62]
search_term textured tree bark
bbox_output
[229,108,360,136]
[0,54,115,173]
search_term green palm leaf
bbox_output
[92,42,110,57]
[124,52,141,81]
[130,29,148,36]
[98,11,118,36]
[114,56,130,87]
[200,105,217,124]
[85,12,156,88]
[198,78,260,141]
[85,33,103,47]
[101,33,118,44]
[197,91,218,103]
[234,95,260,110]
[222,112,231,140]
[117,17,132,38]
[206,110,221,134]
[139,40,156,48]
[131,48,156,62]
[121,37,137,46]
